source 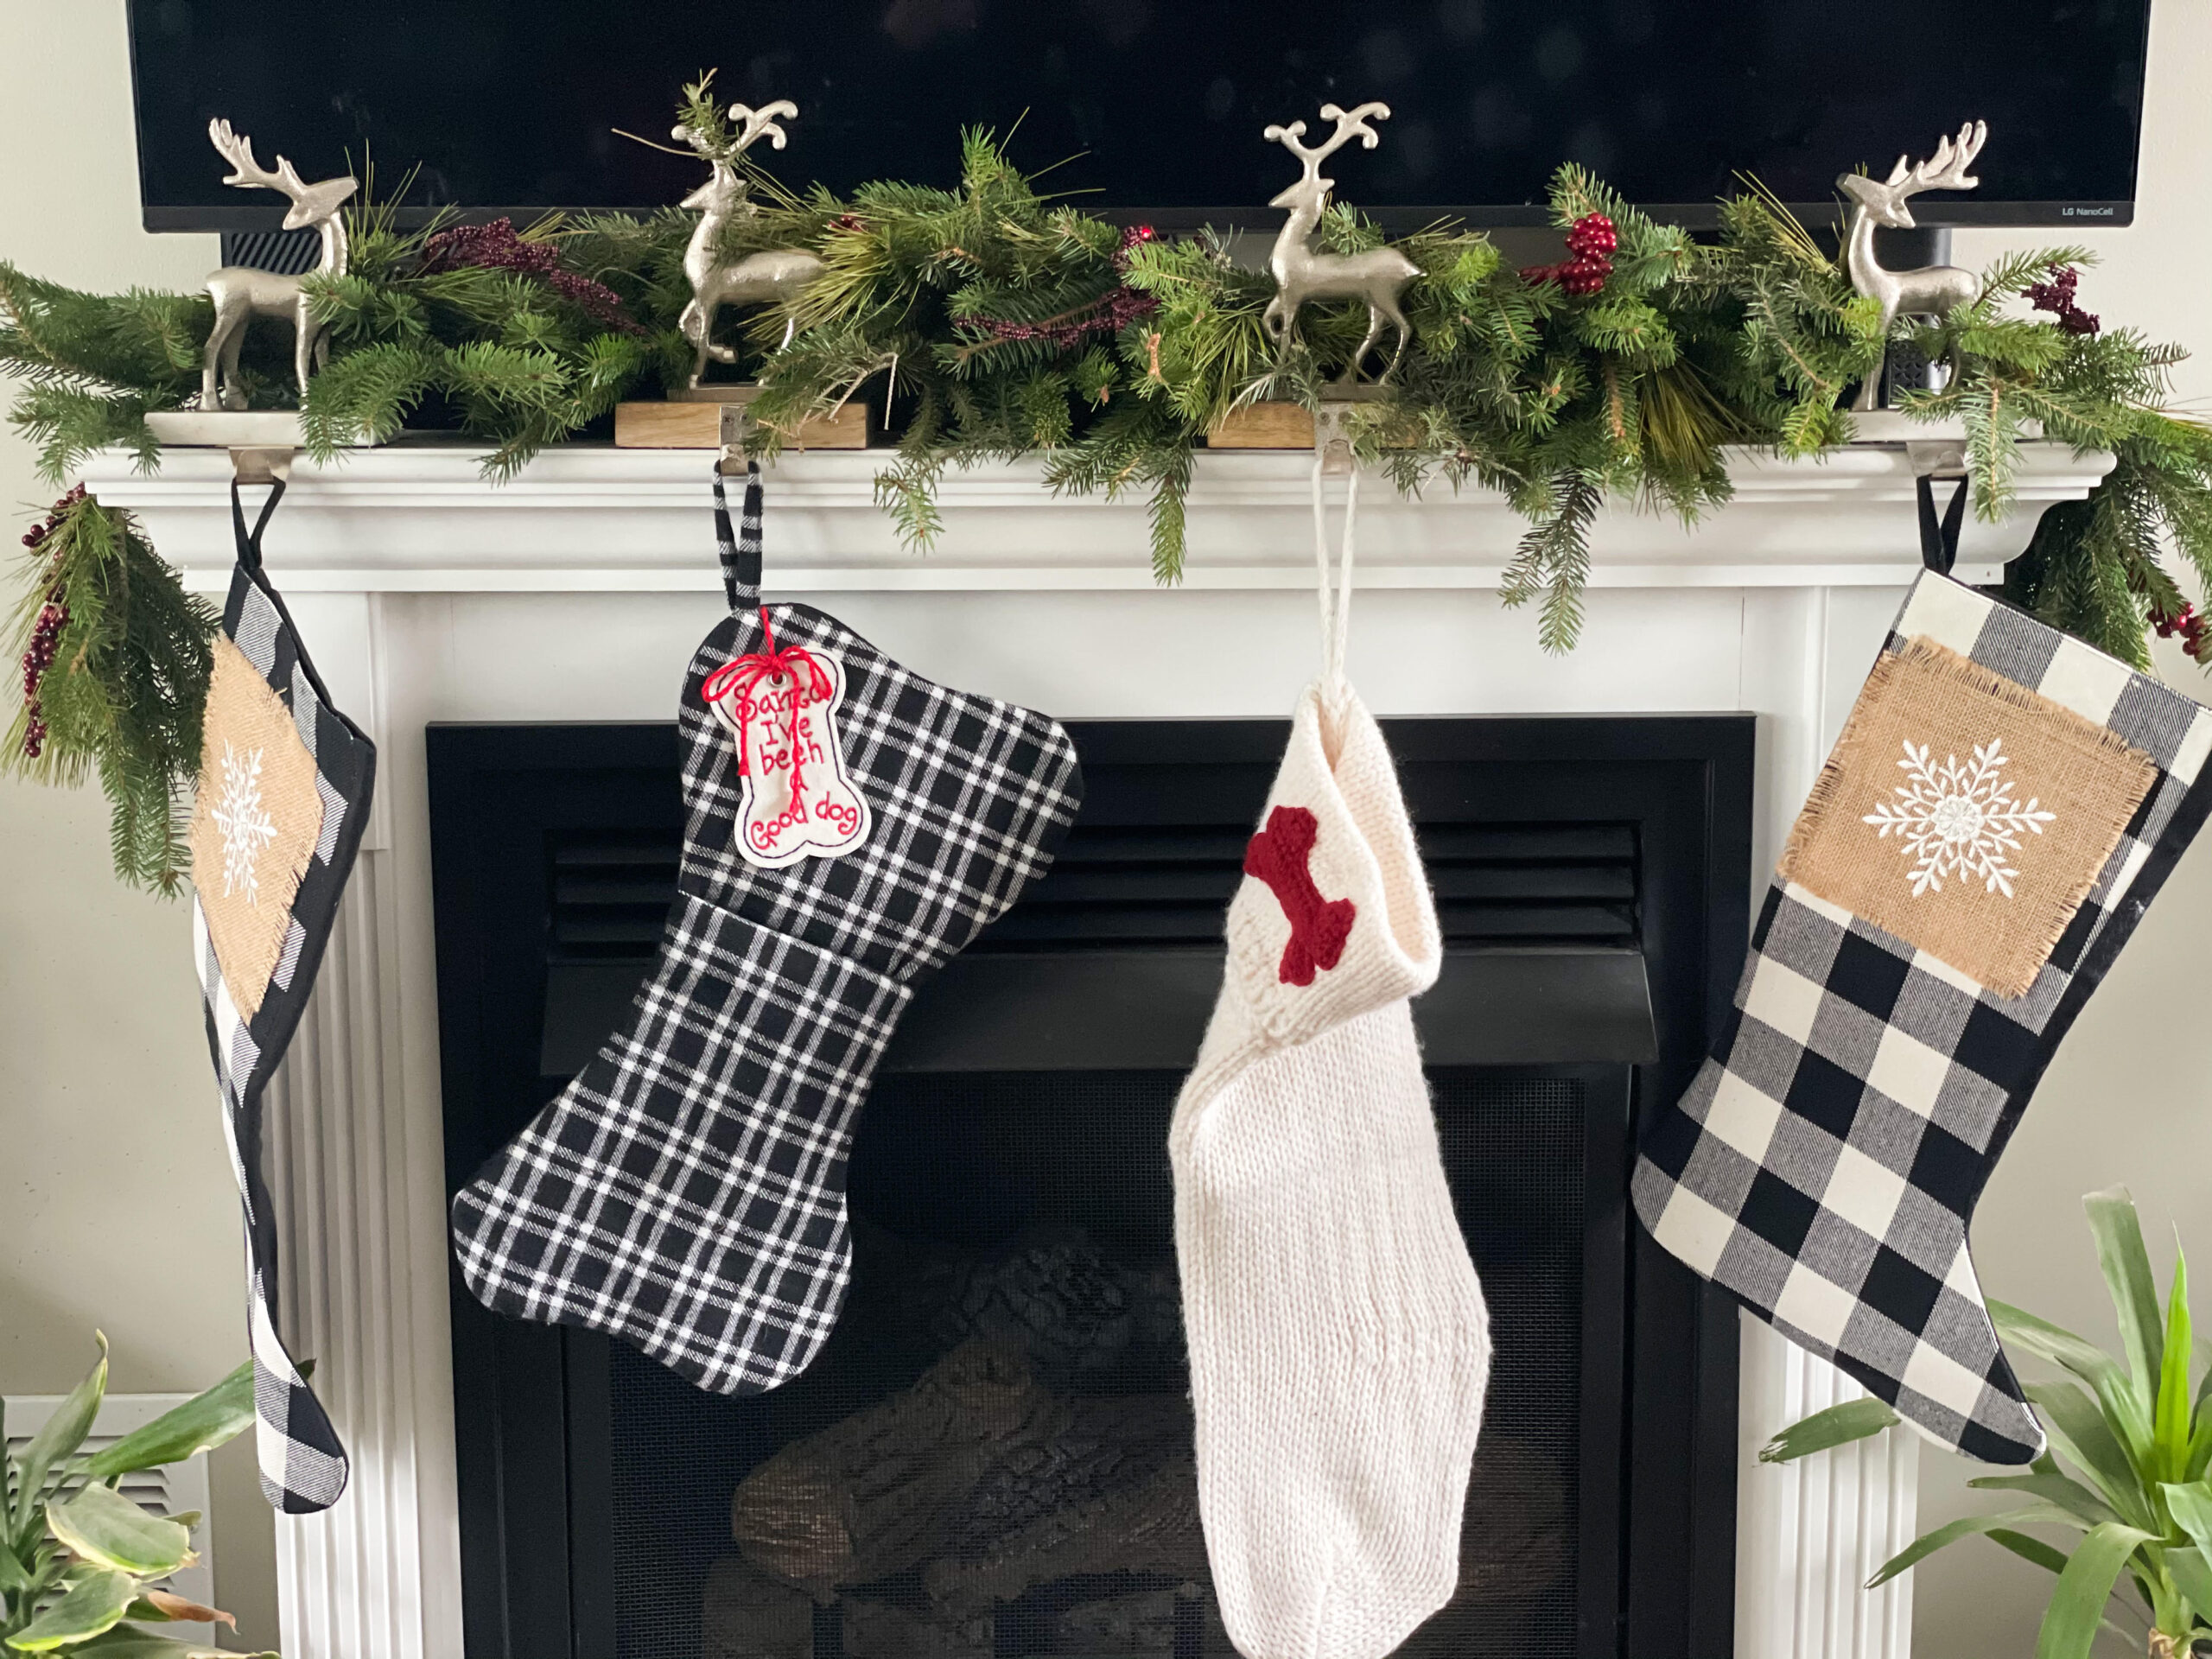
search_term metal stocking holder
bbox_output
[229,445,293,486]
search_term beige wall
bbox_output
[0,2,278,1647]
[0,4,2207,1657]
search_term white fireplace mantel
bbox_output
[109,438,2102,593]
[81,436,2117,1659]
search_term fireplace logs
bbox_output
[702,1228,1571,1658]
[701,1556,814,1659]
[728,1341,1205,1600]
[731,1342,1056,1592]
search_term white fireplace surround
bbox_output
[85,435,2115,1659]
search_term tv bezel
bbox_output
[122,0,2147,237]
[135,197,2139,234]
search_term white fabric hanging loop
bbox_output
[1309,452,1360,701]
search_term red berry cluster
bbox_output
[2025,265,2100,336]
[1522,213,1617,296]
[830,213,866,232]
[957,226,1160,348]
[20,600,66,759]
[18,485,84,760]
[1114,224,1158,267]
[2153,601,2209,662]
[416,218,643,334]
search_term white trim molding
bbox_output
[103,440,2110,594]
[79,438,2115,1659]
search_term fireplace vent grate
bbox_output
[544,821,1637,960]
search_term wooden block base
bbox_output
[615,393,869,450]
[1205,402,1315,448]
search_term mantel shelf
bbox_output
[79,437,2113,594]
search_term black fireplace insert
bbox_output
[429,715,1752,1659]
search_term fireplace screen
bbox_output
[596,1068,1598,1659]
[429,715,1750,1658]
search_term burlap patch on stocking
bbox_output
[1779,635,2156,999]
[189,635,324,1018]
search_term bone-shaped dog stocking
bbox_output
[452,468,1084,1395]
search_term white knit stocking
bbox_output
[1171,675,1491,1659]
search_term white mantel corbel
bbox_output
[80,435,2114,1659]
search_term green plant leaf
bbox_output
[1993,1298,2154,1459]
[1993,1300,2135,1395]
[2157,1243,2195,1483]
[46,1487,192,1578]
[81,1365,251,1482]
[2085,1187,2165,1414]
[2035,1521,2156,1659]
[124,1591,232,1629]
[1988,1528,2075,1577]
[1759,1398,1902,1463]
[54,1631,272,1659]
[2164,1481,2212,1557]
[1868,1504,2079,1589]
[4,1567,136,1651]
[11,1337,107,1537]
[2189,1407,2212,1484]
[2028,1381,2153,1529]
[1969,1467,2115,1529]
[2164,1544,2212,1626]
[0,1542,29,1592]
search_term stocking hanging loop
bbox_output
[1916,472,1969,575]
[712,461,766,612]
[229,476,286,575]
[1309,454,1359,702]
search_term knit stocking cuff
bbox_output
[1222,683,1442,1052]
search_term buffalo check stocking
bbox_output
[450,466,1084,1395]
[191,481,376,1511]
[1634,570,2212,1461]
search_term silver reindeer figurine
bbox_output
[1839,121,1988,410]
[677,99,827,389]
[1262,102,1420,385]
[200,120,357,412]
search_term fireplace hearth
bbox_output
[430,715,1751,1659]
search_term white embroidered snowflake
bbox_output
[1862,738,2056,898]
[210,741,278,903]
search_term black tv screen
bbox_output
[126,0,2152,230]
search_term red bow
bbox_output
[702,607,835,794]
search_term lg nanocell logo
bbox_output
[2063,206,2118,217]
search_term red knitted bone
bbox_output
[1243,805,1357,986]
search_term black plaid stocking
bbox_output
[1634,570,2212,1461]
[450,466,1084,1393]
[193,481,376,1511]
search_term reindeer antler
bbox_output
[672,99,800,168]
[1264,101,1394,184]
[207,118,309,201]
[728,100,799,156]
[1890,121,1988,198]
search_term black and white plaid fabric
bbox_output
[451,466,1084,1394]
[1635,571,2212,1462]
[192,481,375,1511]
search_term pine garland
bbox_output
[3,86,2209,677]
[3,488,217,893]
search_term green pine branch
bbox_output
[3,491,217,893]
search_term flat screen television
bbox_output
[125,0,2152,231]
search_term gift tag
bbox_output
[706,632,872,868]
